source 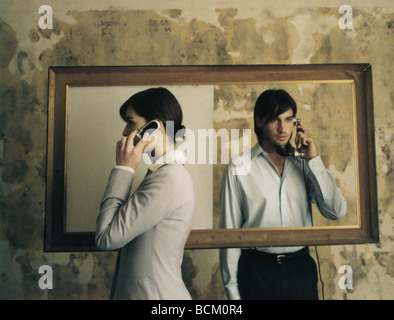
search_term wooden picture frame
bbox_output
[45,64,378,251]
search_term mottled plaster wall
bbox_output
[0,1,392,299]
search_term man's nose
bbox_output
[277,120,284,131]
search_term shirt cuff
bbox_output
[226,286,241,300]
[307,155,325,173]
[114,165,136,174]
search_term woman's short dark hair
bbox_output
[253,89,297,141]
[120,87,186,141]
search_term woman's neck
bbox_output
[149,139,175,163]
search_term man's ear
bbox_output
[255,115,264,129]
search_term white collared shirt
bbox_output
[219,143,347,300]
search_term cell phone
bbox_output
[133,120,161,146]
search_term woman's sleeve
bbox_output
[95,167,174,250]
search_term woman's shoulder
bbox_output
[148,162,190,182]
[158,162,191,179]
[155,164,194,201]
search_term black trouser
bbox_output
[237,248,318,300]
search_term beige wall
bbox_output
[0,0,392,299]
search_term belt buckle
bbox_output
[277,254,286,264]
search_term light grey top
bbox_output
[219,143,347,300]
[96,151,195,300]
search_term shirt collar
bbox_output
[251,142,267,159]
[251,142,300,169]
[251,142,278,164]
[148,150,187,173]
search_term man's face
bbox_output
[257,109,295,149]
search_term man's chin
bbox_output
[275,141,288,147]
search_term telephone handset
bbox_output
[276,118,305,158]
[133,120,161,146]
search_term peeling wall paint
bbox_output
[0,1,393,300]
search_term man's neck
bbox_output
[259,140,286,175]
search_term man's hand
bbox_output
[116,130,154,169]
[295,125,318,160]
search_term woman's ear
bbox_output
[154,118,163,127]
[156,119,165,133]
[157,119,171,142]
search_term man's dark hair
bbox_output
[253,89,297,141]
[120,87,185,141]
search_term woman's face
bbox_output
[122,107,148,137]
[122,106,166,156]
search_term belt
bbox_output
[243,247,309,265]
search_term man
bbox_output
[219,89,347,300]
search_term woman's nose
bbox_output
[122,125,130,137]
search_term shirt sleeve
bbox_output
[95,167,174,251]
[306,156,347,220]
[219,164,243,300]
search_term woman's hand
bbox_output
[116,130,154,169]
[295,125,318,160]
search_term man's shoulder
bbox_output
[224,147,255,177]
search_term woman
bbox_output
[95,87,195,300]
